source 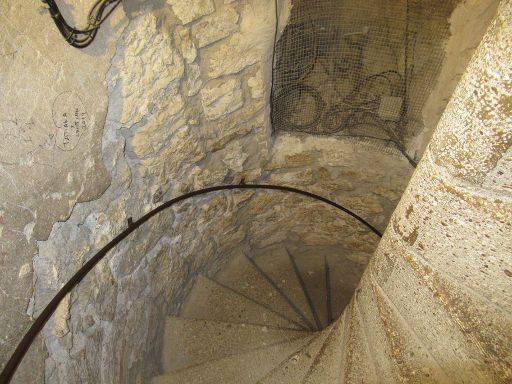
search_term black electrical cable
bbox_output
[270,0,279,130]
[269,2,418,169]
[42,0,121,48]
[274,85,326,132]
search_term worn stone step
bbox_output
[215,251,312,330]
[326,252,367,321]
[302,314,346,383]
[352,276,401,383]
[366,271,454,383]
[152,335,314,384]
[340,300,378,383]
[163,317,310,373]
[257,326,334,384]
[252,246,318,330]
[286,248,329,329]
[180,275,303,329]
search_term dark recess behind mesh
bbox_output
[271,0,457,160]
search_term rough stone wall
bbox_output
[26,1,276,382]
[348,1,512,381]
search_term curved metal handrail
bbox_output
[0,183,382,383]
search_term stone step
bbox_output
[302,314,346,383]
[180,275,303,330]
[252,246,318,330]
[340,300,378,383]
[163,317,310,373]
[214,252,312,330]
[257,326,334,384]
[351,281,398,383]
[286,248,329,329]
[152,335,314,384]
[326,252,367,321]
[366,272,454,383]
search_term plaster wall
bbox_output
[0,1,127,381]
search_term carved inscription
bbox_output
[52,92,88,151]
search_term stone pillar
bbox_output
[356,0,511,381]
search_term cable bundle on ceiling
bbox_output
[42,0,121,48]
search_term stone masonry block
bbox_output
[167,0,215,25]
[192,4,239,48]
[200,77,244,120]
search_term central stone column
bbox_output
[353,0,512,381]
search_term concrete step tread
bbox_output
[303,314,346,383]
[163,317,310,373]
[253,246,318,330]
[180,275,303,330]
[354,275,403,383]
[152,334,315,384]
[366,272,454,383]
[340,300,378,383]
[287,248,329,329]
[326,252,367,321]
[214,251,312,329]
[257,325,335,384]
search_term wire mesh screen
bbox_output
[271,0,458,155]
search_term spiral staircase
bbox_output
[150,246,373,384]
